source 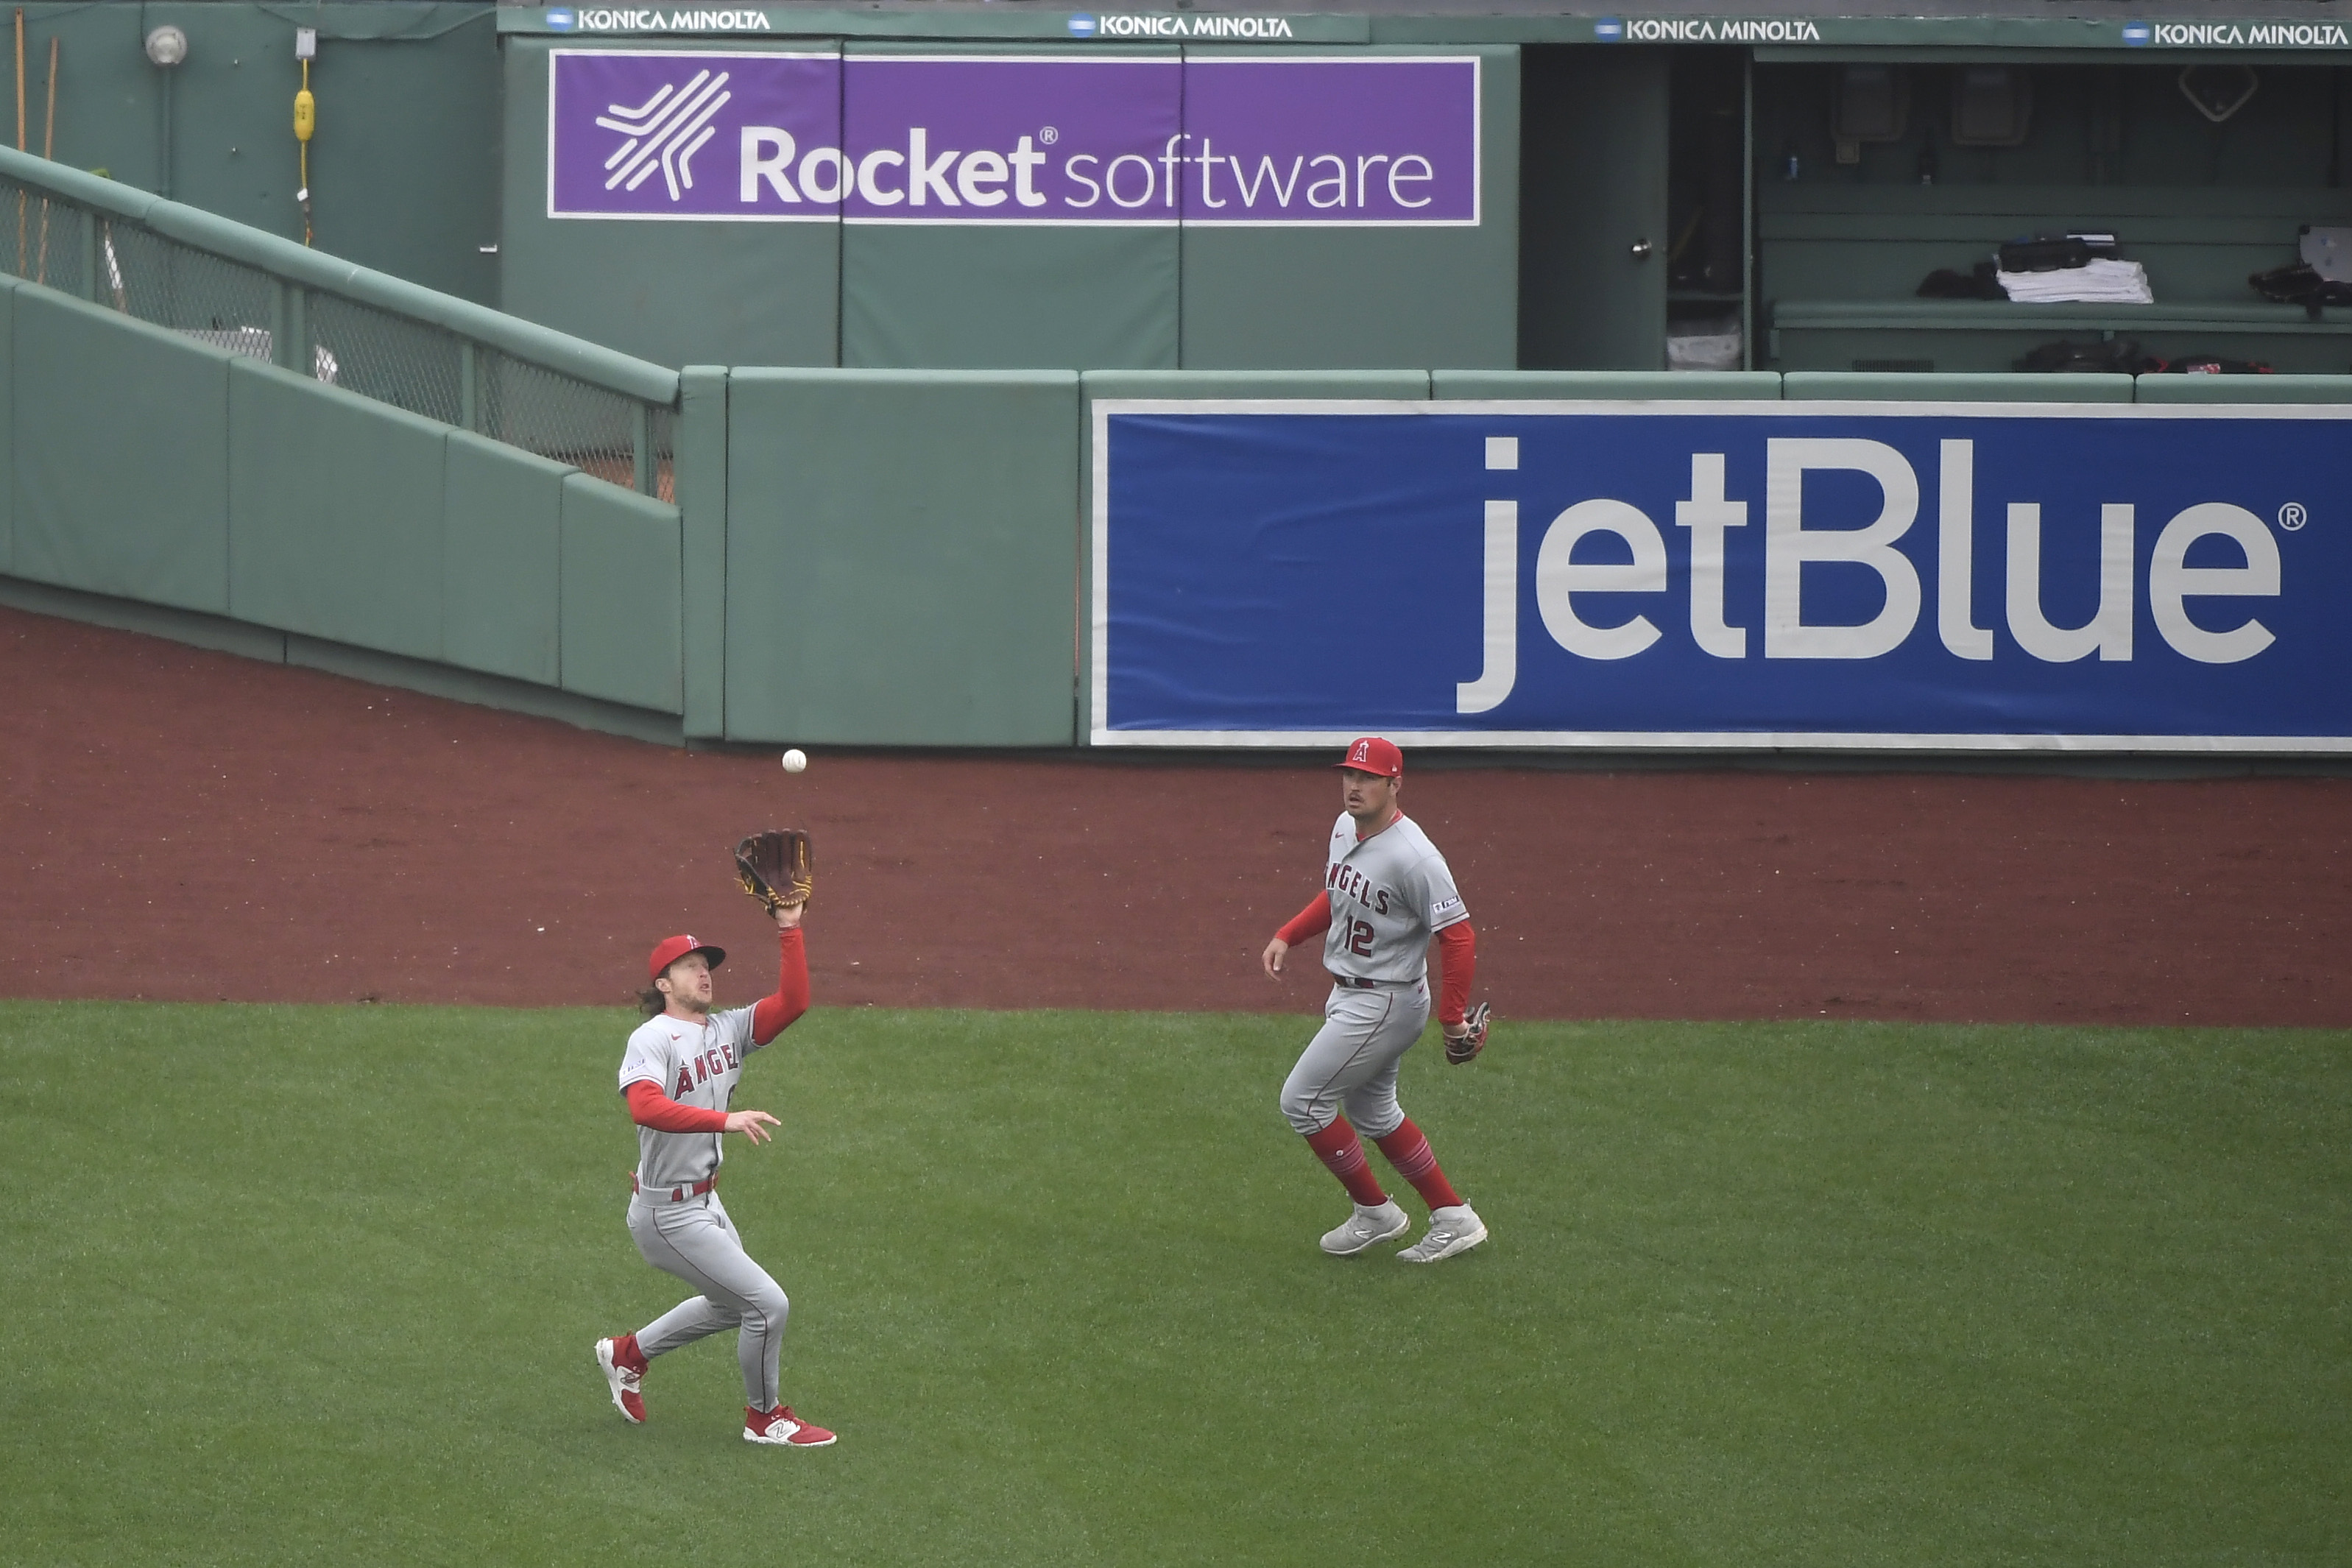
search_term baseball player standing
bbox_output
[594,902,836,1447]
[1261,737,1488,1262]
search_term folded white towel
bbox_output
[1996,258,2154,305]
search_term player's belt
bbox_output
[1330,974,1414,989]
[629,1172,718,1203]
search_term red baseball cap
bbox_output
[647,933,727,982]
[1335,736,1404,777]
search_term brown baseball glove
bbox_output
[1444,1001,1490,1065]
[734,828,814,914]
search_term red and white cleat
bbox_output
[744,1405,836,1447]
[596,1337,648,1424]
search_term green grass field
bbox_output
[1,1000,2344,1567]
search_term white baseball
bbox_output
[781,749,808,774]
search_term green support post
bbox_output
[459,340,479,433]
[272,282,310,375]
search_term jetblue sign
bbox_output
[1090,400,2352,752]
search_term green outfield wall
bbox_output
[7,233,2352,752]
[0,272,691,739]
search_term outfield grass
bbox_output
[0,1000,2344,1567]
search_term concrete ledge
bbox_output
[284,636,683,747]
[0,573,684,747]
[0,573,288,662]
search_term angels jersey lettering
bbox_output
[1321,812,1469,983]
[618,1006,765,1191]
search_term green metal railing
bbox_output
[0,144,679,497]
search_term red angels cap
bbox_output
[647,933,727,982]
[1335,736,1404,777]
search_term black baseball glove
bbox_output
[1444,1001,1490,1065]
[734,828,814,914]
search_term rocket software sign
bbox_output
[546,51,1480,225]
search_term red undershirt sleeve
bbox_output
[750,926,811,1045]
[1435,922,1475,1026]
[625,1079,729,1134]
[1276,891,1333,947]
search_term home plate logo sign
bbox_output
[549,50,842,220]
[596,68,734,200]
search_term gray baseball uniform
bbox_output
[618,1006,791,1413]
[1279,812,1469,1138]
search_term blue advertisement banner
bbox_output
[1090,400,2352,752]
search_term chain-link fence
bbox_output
[0,172,675,500]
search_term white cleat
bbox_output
[1321,1198,1410,1256]
[1397,1203,1488,1263]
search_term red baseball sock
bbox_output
[1303,1119,1389,1207]
[614,1333,647,1372]
[1374,1119,1463,1210]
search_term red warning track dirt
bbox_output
[4,601,2348,1026]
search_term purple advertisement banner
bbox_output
[1180,58,1479,224]
[547,52,1480,225]
[840,56,1180,223]
[549,50,841,222]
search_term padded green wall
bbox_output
[0,278,14,573]
[2132,375,2352,404]
[842,223,1179,370]
[14,3,498,302]
[12,287,231,610]
[443,429,565,685]
[498,37,844,370]
[840,42,1179,370]
[1433,370,1779,398]
[1782,371,2134,403]
[560,473,683,713]
[228,357,448,659]
[724,368,1079,745]
[1179,45,1520,370]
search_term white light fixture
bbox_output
[144,25,188,68]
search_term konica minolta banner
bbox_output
[1090,401,2352,752]
[547,52,1478,223]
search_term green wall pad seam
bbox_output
[559,473,686,715]
[443,431,570,685]
[227,356,452,658]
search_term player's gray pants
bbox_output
[626,1191,789,1413]
[1279,977,1430,1140]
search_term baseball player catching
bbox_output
[594,831,835,1449]
[1261,737,1490,1262]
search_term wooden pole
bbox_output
[35,32,55,283]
